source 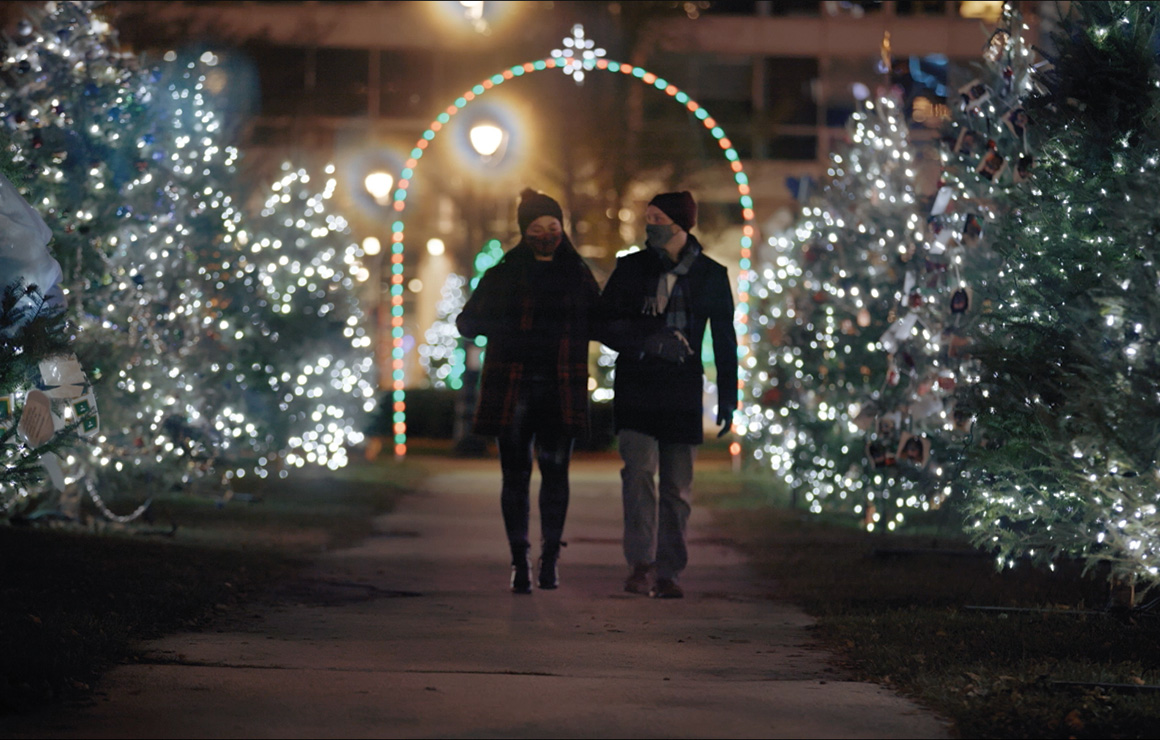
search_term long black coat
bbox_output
[598,237,738,444]
[456,238,601,439]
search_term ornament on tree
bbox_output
[0,172,64,328]
[958,79,992,112]
[16,390,53,448]
[896,431,930,468]
[983,29,1011,63]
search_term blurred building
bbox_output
[3,0,1035,387]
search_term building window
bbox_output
[766,134,817,160]
[694,55,755,124]
[700,0,759,13]
[767,1,822,15]
[764,57,818,127]
[820,57,878,129]
[895,0,950,15]
[245,43,308,117]
[381,49,437,118]
[244,44,370,118]
[312,48,369,117]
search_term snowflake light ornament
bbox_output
[551,24,605,84]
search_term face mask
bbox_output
[526,232,561,257]
[646,223,675,250]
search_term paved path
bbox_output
[7,457,950,739]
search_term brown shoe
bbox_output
[650,578,684,599]
[624,563,651,595]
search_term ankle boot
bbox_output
[538,540,564,590]
[510,549,532,594]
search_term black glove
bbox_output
[641,328,694,363]
[716,411,733,438]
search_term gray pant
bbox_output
[619,429,697,582]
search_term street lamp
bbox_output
[453,121,509,456]
[364,172,395,393]
[364,171,394,206]
[469,122,506,161]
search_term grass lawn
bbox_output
[0,456,422,716]
[697,468,1160,739]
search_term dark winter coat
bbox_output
[598,236,738,444]
[455,237,601,439]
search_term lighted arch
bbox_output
[387,56,758,458]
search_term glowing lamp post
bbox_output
[469,123,505,159]
[365,171,394,206]
[452,122,509,456]
[364,171,395,391]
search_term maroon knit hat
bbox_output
[648,191,697,232]
[517,188,564,234]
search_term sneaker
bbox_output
[650,578,684,599]
[624,563,651,595]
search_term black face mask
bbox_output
[527,233,562,257]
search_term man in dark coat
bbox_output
[456,189,601,594]
[598,190,738,599]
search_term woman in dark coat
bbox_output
[598,190,738,599]
[456,189,601,593]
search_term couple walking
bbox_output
[455,188,738,599]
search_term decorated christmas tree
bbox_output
[4,3,376,504]
[1,3,272,504]
[421,271,468,390]
[240,162,375,477]
[745,82,1007,529]
[960,0,1160,592]
[0,283,75,509]
[1,3,190,506]
[0,1,146,290]
[742,91,936,529]
[743,13,1044,530]
[65,47,257,501]
[1,167,98,515]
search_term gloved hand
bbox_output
[641,328,694,363]
[716,410,733,438]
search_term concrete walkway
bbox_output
[7,457,950,739]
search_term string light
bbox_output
[391,55,757,456]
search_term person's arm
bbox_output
[455,266,505,340]
[596,259,689,361]
[709,267,739,437]
[594,258,645,355]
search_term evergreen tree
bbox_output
[0,2,241,503]
[63,46,254,500]
[241,162,375,477]
[0,1,145,290]
[962,0,1160,591]
[744,12,1042,531]
[743,92,937,529]
[1,165,90,513]
[421,272,468,390]
[0,283,75,509]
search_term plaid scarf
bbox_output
[647,239,701,332]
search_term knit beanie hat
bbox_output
[648,191,697,232]
[517,188,564,234]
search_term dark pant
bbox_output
[497,376,574,558]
